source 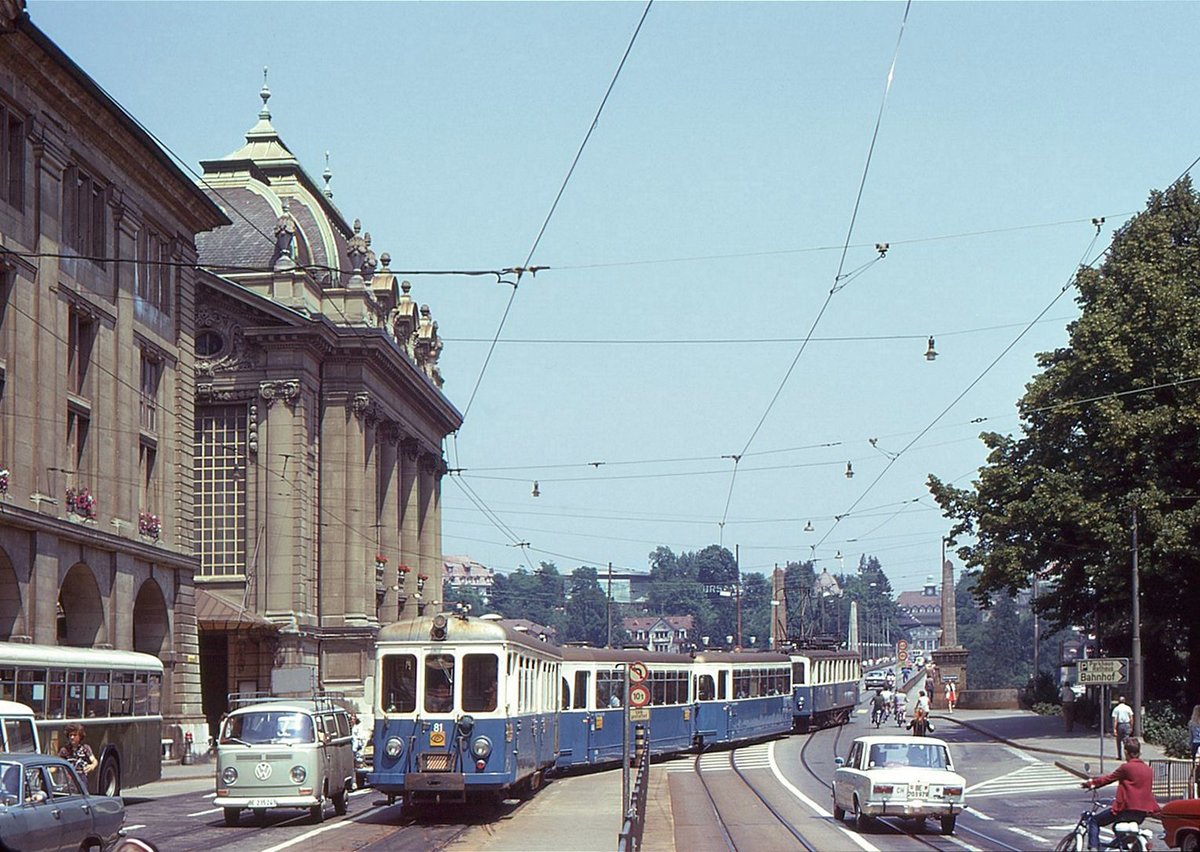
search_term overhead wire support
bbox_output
[460,0,653,422]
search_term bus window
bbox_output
[66,672,83,718]
[134,673,150,716]
[381,654,417,713]
[0,669,13,701]
[148,673,162,715]
[47,670,65,719]
[16,671,44,717]
[83,671,105,717]
[462,654,498,712]
[111,672,133,717]
[425,654,455,713]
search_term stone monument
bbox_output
[930,552,969,707]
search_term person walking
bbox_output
[1060,682,1077,733]
[1081,737,1158,851]
[945,680,957,713]
[915,689,931,718]
[1112,695,1134,759]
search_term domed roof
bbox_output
[195,70,352,287]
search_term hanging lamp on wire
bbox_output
[845,462,854,479]
[531,480,540,498]
[925,336,938,361]
[804,520,814,532]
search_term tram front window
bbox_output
[382,654,417,713]
[425,654,455,713]
[463,654,498,712]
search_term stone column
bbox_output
[417,452,436,612]
[398,439,420,619]
[260,380,301,618]
[377,423,400,622]
[931,553,969,703]
[345,392,374,626]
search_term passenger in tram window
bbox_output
[426,678,452,713]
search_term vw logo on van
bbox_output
[254,762,272,781]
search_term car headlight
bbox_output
[290,765,306,784]
[221,766,238,784]
[470,736,492,759]
[385,736,404,758]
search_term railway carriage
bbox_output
[557,647,694,770]
[790,647,862,731]
[367,613,560,811]
[691,651,793,747]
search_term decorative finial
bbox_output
[401,279,412,295]
[380,253,391,269]
[323,151,333,198]
[259,66,271,120]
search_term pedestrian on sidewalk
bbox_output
[1081,737,1158,852]
[945,680,957,713]
[916,689,931,718]
[1188,705,1200,758]
[1112,695,1134,759]
[1060,681,1077,733]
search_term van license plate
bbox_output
[248,799,277,808]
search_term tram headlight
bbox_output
[470,736,492,760]
[385,736,404,758]
[290,765,307,784]
[221,766,238,785]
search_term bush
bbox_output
[1032,701,1061,716]
[1143,700,1192,759]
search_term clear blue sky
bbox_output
[30,1,1200,593]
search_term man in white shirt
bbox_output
[1112,696,1134,758]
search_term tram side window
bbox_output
[697,674,715,701]
[382,654,417,713]
[573,671,589,710]
[463,653,498,713]
[561,677,570,711]
[596,670,623,708]
[792,661,806,685]
[718,670,727,700]
[425,654,455,713]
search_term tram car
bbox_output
[367,612,560,812]
[690,651,793,748]
[790,647,862,731]
[556,647,694,770]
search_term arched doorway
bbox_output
[132,580,169,657]
[0,548,21,639]
[58,563,105,646]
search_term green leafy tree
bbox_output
[740,572,772,648]
[646,546,712,627]
[442,581,487,616]
[564,566,609,646]
[695,545,739,645]
[929,179,1200,704]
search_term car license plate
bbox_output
[248,799,277,808]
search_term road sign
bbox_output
[629,707,650,721]
[1077,657,1129,686]
[897,639,909,664]
[629,661,649,683]
[629,684,650,708]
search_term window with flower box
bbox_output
[66,405,89,481]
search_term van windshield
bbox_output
[223,711,315,745]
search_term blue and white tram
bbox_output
[367,613,560,810]
[557,648,694,770]
[790,647,862,731]
[691,651,793,748]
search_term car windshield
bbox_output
[223,711,315,744]
[867,742,949,770]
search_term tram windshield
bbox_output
[425,654,455,713]
[381,654,417,713]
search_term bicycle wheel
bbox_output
[1054,829,1082,852]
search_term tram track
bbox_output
[693,743,819,852]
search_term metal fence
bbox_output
[617,729,651,852]
[1149,758,1195,801]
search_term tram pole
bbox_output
[621,663,630,812]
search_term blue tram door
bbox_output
[695,671,731,744]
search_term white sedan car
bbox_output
[832,735,966,834]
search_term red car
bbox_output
[1161,798,1200,850]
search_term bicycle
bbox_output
[1055,795,1153,851]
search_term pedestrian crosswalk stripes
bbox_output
[664,743,774,773]
[966,762,1080,798]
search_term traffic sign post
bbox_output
[1078,658,1129,686]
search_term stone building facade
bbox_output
[0,3,229,741]
[189,83,461,728]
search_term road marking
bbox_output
[967,763,1079,797]
[766,741,878,852]
[257,803,397,852]
[1007,826,1050,843]
[124,824,147,831]
[187,807,221,816]
[968,808,994,821]
[1002,746,1039,763]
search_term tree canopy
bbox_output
[929,178,1200,704]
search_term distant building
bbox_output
[596,566,653,605]
[622,615,695,653]
[444,556,493,599]
[896,576,942,654]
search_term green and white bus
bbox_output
[0,643,164,794]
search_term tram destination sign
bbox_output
[1077,657,1129,686]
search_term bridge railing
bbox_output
[617,726,651,852]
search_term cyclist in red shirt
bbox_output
[1081,737,1158,850]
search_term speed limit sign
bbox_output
[897,639,909,664]
[629,683,650,709]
